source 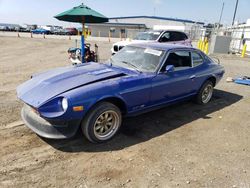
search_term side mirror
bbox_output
[165,65,174,73]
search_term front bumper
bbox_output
[21,105,81,139]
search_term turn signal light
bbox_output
[73,106,84,112]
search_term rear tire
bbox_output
[81,102,122,143]
[195,80,214,105]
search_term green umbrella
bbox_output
[54,3,108,62]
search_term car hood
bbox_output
[17,63,126,108]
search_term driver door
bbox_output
[150,50,196,105]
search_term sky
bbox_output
[0,0,250,27]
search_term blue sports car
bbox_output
[31,28,50,35]
[17,43,225,143]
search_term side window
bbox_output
[192,52,203,67]
[169,32,186,41]
[160,32,170,42]
[180,32,188,40]
[161,51,192,71]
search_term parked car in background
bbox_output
[7,26,16,31]
[18,27,29,32]
[32,28,51,35]
[111,30,192,55]
[0,26,8,31]
[52,26,63,35]
[0,23,25,32]
[25,24,37,32]
[64,28,78,35]
[17,42,224,143]
[53,28,65,35]
[41,25,54,33]
[53,28,78,35]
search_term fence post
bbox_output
[241,44,247,58]
[108,31,111,42]
[197,39,201,49]
[43,33,45,39]
[75,39,78,48]
[205,42,209,54]
[201,41,204,52]
[31,32,33,38]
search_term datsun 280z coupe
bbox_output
[17,43,225,143]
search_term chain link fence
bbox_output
[191,26,250,56]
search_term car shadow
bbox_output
[41,89,242,153]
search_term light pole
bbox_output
[218,2,225,28]
[232,0,239,26]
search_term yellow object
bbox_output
[197,39,201,49]
[199,39,203,50]
[201,41,205,52]
[73,106,84,112]
[241,44,247,58]
[84,29,86,37]
[204,37,208,43]
[204,42,209,54]
[82,23,85,36]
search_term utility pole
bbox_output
[218,2,225,28]
[232,0,239,26]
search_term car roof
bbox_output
[129,42,196,52]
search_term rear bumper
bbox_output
[21,105,81,139]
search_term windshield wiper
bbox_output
[121,61,142,73]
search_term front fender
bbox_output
[62,79,125,120]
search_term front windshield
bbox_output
[109,46,164,73]
[133,31,161,41]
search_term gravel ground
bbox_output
[0,36,249,188]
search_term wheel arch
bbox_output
[207,76,217,87]
[96,97,128,115]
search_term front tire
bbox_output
[195,80,214,105]
[81,102,122,143]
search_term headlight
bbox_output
[61,98,68,111]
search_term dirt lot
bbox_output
[0,37,249,188]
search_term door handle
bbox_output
[190,75,196,79]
